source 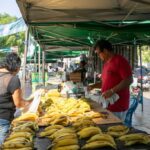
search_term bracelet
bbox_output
[110,89,114,94]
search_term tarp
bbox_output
[17,0,150,47]
[0,48,11,53]
[0,18,26,37]
[17,0,150,22]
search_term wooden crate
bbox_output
[69,72,82,82]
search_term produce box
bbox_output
[69,72,82,82]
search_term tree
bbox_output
[0,13,25,54]
[141,46,150,63]
[0,13,16,24]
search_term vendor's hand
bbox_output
[87,85,94,91]
[102,89,113,99]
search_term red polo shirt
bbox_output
[101,54,132,112]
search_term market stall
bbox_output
[1,89,150,150]
[10,0,150,149]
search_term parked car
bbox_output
[134,67,150,91]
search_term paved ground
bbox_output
[133,91,150,133]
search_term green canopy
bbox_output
[17,0,150,48]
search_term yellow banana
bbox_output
[44,125,64,131]
[2,147,33,150]
[77,126,101,139]
[12,121,39,131]
[87,134,115,146]
[39,129,59,137]
[125,140,142,146]
[51,145,80,150]
[108,128,129,137]
[6,132,33,141]
[12,113,38,122]
[50,116,67,125]
[2,141,33,149]
[49,132,77,140]
[81,141,116,149]
[119,133,146,141]
[4,137,31,144]
[12,127,35,134]
[50,128,75,139]
[108,125,128,132]
[53,138,78,148]
[53,134,77,143]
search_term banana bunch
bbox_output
[11,121,39,131]
[47,89,61,97]
[81,141,116,149]
[84,111,109,119]
[77,126,102,139]
[49,127,76,140]
[118,133,150,146]
[38,114,69,126]
[47,127,79,150]
[51,145,80,150]
[107,125,129,137]
[39,125,64,137]
[2,120,39,149]
[2,147,33,150]
[72,117,95,131]
[12,113,38,124]
[50,115,69,126]
[81,133,116,149]
[2,130,34,149]
[38,95,92,126]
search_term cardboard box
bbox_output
[69,72,81,82]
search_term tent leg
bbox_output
[22,27,29,96]
[42,48,45,85]
[139,45,144,112]
[38,45,41,84]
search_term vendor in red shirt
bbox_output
[88,39,133,121]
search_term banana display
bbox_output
[2,121,38,150]
[72,117,95,131]
[42,127,79,150]
[118,133,150,146]
[77,126,102,139]
[3,88,150,150]
[107,125,129,137]
[82,141,116,149]
[38,89,110,126]
[12,113,38,126]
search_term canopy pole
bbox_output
[22,26,29,96]
[139,45,144,112]
[42,46,46,86]
[38,45,41,83]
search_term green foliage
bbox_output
[141,46,150,63]
[0,13,25,54]
[0,13,17,24]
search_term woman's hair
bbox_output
[0,52,21,72]
[93,39,113,52]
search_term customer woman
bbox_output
[0,52,31,145]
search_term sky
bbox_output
[0,0,22,18]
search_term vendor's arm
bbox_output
[112,76,133,93]
[102,76,133,99]
[88,82,102,91]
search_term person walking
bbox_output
[0,52,32,145]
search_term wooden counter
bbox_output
[89,100,122,125]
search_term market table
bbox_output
[34,100,150,150]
